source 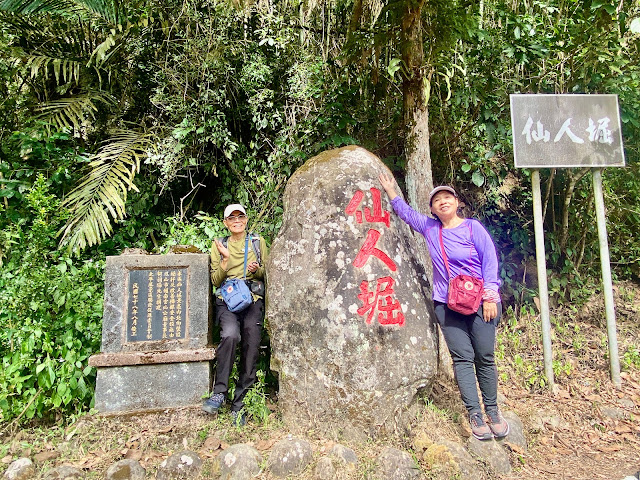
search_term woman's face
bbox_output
[430,191,459,219]
[224,210,248,234]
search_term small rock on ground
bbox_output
[435,440,477,480]
[314,457,336,480]
[502,410,527,451]
[267,437,313,477]
[105,459,146,480]
[329,444,357,470]
[375,447,421,480]
[602,406,629,421]
[155,451,203,480]
[530,412,568,432]
[216,444,262,480]
[466,437,511,475]
[43,465,84,480]
[4,458,35,480]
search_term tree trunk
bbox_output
[399,1,452,378]
[559,168,589,251]
[401,0,432,209]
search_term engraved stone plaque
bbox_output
[126,268,188,342]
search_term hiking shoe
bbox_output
[231,410,246,427]
[486,409,510,438]
[469,412,493,440]
[202,393,225,414]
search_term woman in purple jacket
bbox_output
[379,173,509,441]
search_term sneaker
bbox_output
[231,410,246,427]
[469,412,493,440]
[486,409,510,438]
[202,393,225,414]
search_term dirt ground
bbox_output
[2,283,640,479]
[499,372,640,479]
[496,280,640,480]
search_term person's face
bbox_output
[430,191,459,218]
[224,210,248,234]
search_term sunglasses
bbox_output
[225,214,247,221]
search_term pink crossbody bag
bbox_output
[439,226,483,315]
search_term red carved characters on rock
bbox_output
[357,276,405,326]
[352,229,397,272]
[345,187,390,227]
[346,187,404,327]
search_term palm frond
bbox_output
[3,14,102,64]
[0,0,75,14]
[0,0,122,24]
[89,32,119,67]
[26,54,83,84]
[59,131,153,253]
[77,0,120,25]
[35,91,115,131]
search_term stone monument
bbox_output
[266,146,438,436]
[89,252,214,413]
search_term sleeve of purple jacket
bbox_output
[389,196,433,237]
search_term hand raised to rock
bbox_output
[378,173,398,200]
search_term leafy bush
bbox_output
[239,370,272,425]
[0,176,104,424]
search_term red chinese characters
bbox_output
[357,276,405,326]
[345,187,390,227]
[352,229,397,272]
[346,187,404,326]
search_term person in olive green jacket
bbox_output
[202,204,268,426]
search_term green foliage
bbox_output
[161,212,227,254]
[239,370,272,425]
[497,306,550,390]
[622,346,640,371]
[0,176,103,424]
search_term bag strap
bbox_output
[242,234,249,280]
[439,223,481,280]
[221,234,261,266]
[438,225,452,281]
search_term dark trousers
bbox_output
[434,301,502,415]
[213,297,264,412]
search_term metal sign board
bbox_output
[510,94,625,168]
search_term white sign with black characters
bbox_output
[510,94,625,168]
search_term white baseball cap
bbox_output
[223,204,247,218]
[428,186,458,205]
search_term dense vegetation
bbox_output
[1,0,639,425]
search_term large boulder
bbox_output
[266,145,438,436]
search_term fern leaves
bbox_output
[0,0,74,15]
[59,132,153,253]
[0,0,121,24]
[36,92,114,131]
[2,0,155,254]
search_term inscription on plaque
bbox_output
[127,268,188,342]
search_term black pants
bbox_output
[213,297,264,412]
[434,301,502,415]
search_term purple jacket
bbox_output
[390,197,501,303]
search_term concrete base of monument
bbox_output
[91,348,215,413]
[94,360,213,413]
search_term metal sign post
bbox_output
[592,169,621,386]
[531,170,554,389]
[510,94,625,388]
